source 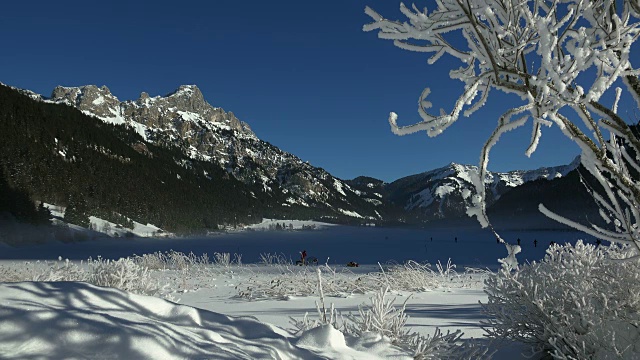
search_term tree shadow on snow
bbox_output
[404,303,488,328]
[0,281,319,360]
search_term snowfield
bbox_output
[0,224,587,359]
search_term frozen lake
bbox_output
[1,224,590,269]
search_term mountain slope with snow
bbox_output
[37,84,388,222]
[2,82,589,229]
[384,158,581,221]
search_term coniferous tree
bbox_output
[64,197,90,228]
[35,203,51,225]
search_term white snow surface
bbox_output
[89,216,167,237]
[338,208,364,218]
[244,218,337,230]
[42,203,168,238]
[0,225,589,359]
[333,179,347,196]
[0,282,325,360]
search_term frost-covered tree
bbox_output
[365,0,640,255]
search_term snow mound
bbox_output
[297,325,410,360]
[0,282,320,360]
[0,282,412,359]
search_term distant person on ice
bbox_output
[300,250,307,265]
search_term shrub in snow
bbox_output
[346,287,491,360]
[237,264,362,300]
[213,252,231,267]
[0,256,160,296]
[134,250,210,270]
[364,259,485,294]
[32,257,87,282]
[368,261,440,292]
[238,259,475,300]
[87,256,159,295]
[346,287,411,342]
[292,269,492,359]
[210,252,242,267]
[259,252,293,266]
[482,241,640,359]
[0,258,87,283]
[134,251,170,270]
[497,244,521,272]
[290,268,346,332]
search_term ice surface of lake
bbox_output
[1,225,590,269]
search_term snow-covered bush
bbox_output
[346,287,411,342]
[237,264,362,300]
[259,252,293,266]
[166,250,207,270]
[87,256,159,295]
[289,269,491,359]
[134,250,209,270]
[347,287,491,359]
[133,251,169,270]
[210,252,242,267]
[32,257,87,282]
[0,259,75,282]
[292,279,492,360]
[0,256,160,296]
[369,261,441,292]
[0,257,87,282]
[366,259,469,292]
[482,241,640,359]
[238,259,475,300]
[290,268,346,332]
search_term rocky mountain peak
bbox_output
[159,85,208,114]
[168,84,201,97]
[48,84,256,139]
[51,85,121,120]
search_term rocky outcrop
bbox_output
[52,85,122,121]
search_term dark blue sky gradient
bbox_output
[3,0,624,182]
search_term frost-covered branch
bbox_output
[366,0,640,256]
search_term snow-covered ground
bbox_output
[0,225,587,359]
[243,218,338,231]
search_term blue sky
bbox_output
[1,0,623,182]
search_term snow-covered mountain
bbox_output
[8,82,586,226]
[384,158,581,221]
[35,84,384,222]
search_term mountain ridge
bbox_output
[8,83,392,224]
[2,82,591,231]
[378,157,580,222]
